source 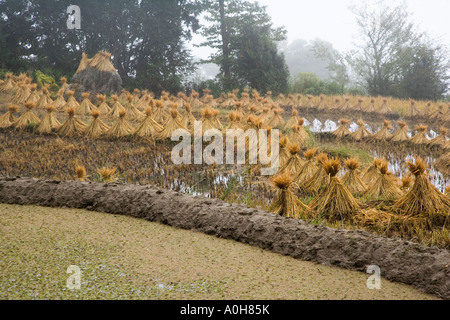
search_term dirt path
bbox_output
[0,204,438,300]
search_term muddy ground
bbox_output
[0,177,449,299]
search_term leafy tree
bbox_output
[290,72,345,96]
[200,0,289,94]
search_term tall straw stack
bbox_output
[25,84,40,104]
[36,105,61,134]
[269,171,310,219]
[293,148,318,185]
[57,107,87,137]
[278,143,304,175]
[362,158,383,185]
[278,136,291,168]
[309,158,361,221]
[302,153,330,194]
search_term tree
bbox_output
[200,0,289,94]
[0,0,201,94]
[311,39,349,86]
[349,0,421,96]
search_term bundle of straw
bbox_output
[180,103,196,130]
[309,158,361,221]
[36,105,61,134]
[289,124,308,147]
[278,136,291,168]
[341,97,351,111]
[293,148,318,185]
[75,52,90,74]
[85,110,110,139]
[227,111,244,130]
[106,110,134,139]
[267,108,284,128]
[406,99,421,117]
[410,125,429,144]
[362,158,383,185]
[377,98,392,114]
[189,91,203,109]
[302,153,330,194]
[134,108,163,138]
[366,161,402,199]
[57,107,87,137]
[13,84,29,104]
[54,89,67,110]
[429,127,448,147]
[60,77,69,93]
[342,158,367,196]
[0,73,15,92]
[391,121,410,142]
[316,94,327,110]
[392,158,450,217]
[278,143,304,175]
[108,94,126,118]
[353,98,364,111]
[123,94,144,120]
[153,100,169,125]
[200,106,219,134]
[285,109,300,130]
[25,84,40,104]
[351,119,372,141]
[96,94,111,115]
[158,109,188,140]
[36,87,53,109]
[333,119,351,138]
[14,102,41,130]
[76,92,97,115]
[363,98,376,113]
[371,120,393,141]
[269,171,310,219]
[0,104,19,128]
[63,90,80,110]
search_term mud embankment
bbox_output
[0,177,448,299]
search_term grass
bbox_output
[314,142,374,167]
[0,204,438,300]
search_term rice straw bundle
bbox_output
[331,98,341,110]
[410,125,429,144]
[302,153,330,194]
[180,103,196,130]
[36,105,61,134]
[353,98,364,111]
[278,136,291,168]
[341,97,351,111]
[234,102,245,121]
[285,109,300,130]
[76,92,97,115]
[106,110,134,139]
[406,99,420,117]
[153,100,169,125]
[158,109,188,139]
[189,91,203,109]
[132,89,141,104]
[287,94,296,107]
[430,104,445,120]
[351,119,372,141]
[429,127,448,147]
[54,89,67,110]
[367,161,402,199]
[362,158,383,185]
[108,94,126,118]
[364,98,376,113]
[200,89,211,103]
[342,158,367,196]
[267,108,284,128]
[293,148,318,185]
[35,87,53,109]
[306,95,314,108]
[57,107,87,137]
[119,89,129,103]
[371,120,393,141]
[13,84,29,104]
[393,158,450,216]
[26,84,40,104]
[0,73,15,92]
[134,107,164,138]
[91,51,116,72]
[200,106,219,134]
[211,108,223,130]
[377,98,392,114]
[309,158,361,221]
[260,107,271,125]
[96,94,111,115]
[60,77,69,93]
[289,124,309,147]
[269,171,310,219]
[278,143,304,175]
[85,110,110,139]
[423,102,432,117]
[333,119,352,138]
[295,94,303,108]
[123,94,144,120]
[391,121,410,142]
[63,90,80,110]
[400,176,413,192]
[316,94,328,110]
[227,111,244,130]
[0,104,19,128]
[14,102,41,130]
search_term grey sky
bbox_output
[191,0,450,59]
